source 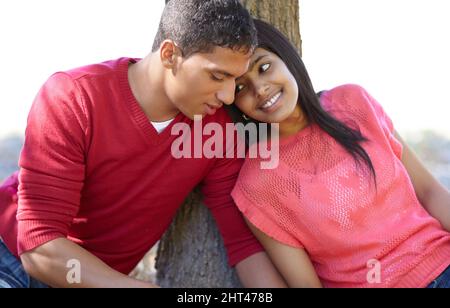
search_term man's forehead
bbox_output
[204,47,252,76]
[203,46,252,61]
[209,45,254,56]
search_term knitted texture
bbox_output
[232,84,450,288]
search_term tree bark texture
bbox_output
[155,0,301,288]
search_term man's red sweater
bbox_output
[0,58,262,274]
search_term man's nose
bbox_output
[216,80,236,106]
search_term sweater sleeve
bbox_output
[17,73,88,255]
[354,85,404,159]
[200,125,264,267]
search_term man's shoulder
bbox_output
[34,58,136,119]
[61,57,134,81]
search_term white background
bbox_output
[0,0,449,138]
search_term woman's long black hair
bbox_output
[227,19,376,182]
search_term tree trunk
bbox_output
[156,189,242,287]
[155,0,301,288]
[241,0,302,55]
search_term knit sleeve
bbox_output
[231,159,305,249]
[17,73,88,255]
[333,84,403,160]
[355,85,403,159]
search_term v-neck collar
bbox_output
[117,57,188,145]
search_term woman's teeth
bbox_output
[261,92,282,110]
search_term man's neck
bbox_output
[128,54,179,122]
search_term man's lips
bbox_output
[206,103,223,109]
[204,103,221,116]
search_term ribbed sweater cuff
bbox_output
[397,244,450,288]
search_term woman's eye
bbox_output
[235,84,246,93]
[260,63,271,73]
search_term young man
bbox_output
[0,0,286,288]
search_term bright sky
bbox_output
[0,0,165,138]
[301,0,450,137]
[0,0,449,138]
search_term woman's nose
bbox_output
[256,83,270,98]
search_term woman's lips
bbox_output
[259,91,283,113]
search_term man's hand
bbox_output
[20,238,159,288]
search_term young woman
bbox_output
[228,19,450,288]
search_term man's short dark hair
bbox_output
[152,0,257,57]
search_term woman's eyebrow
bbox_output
[249,55,268,72]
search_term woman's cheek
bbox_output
[243,97,255,115]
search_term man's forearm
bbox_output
[235,252,287,288]
[20,238,157,288]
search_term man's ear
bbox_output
[160,40,180,69]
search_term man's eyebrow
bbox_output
[210,69,235,78]
[211,55,269,79]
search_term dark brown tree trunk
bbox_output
[154,0,301,288]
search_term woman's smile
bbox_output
[259,91,283,113]
[234,48,300,126]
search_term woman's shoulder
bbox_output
[321,84,371,107]
[327,83,367,94]
[320,84,379,121]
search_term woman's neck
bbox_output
[278,105,309,138]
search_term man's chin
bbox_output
[184,112,206,121]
